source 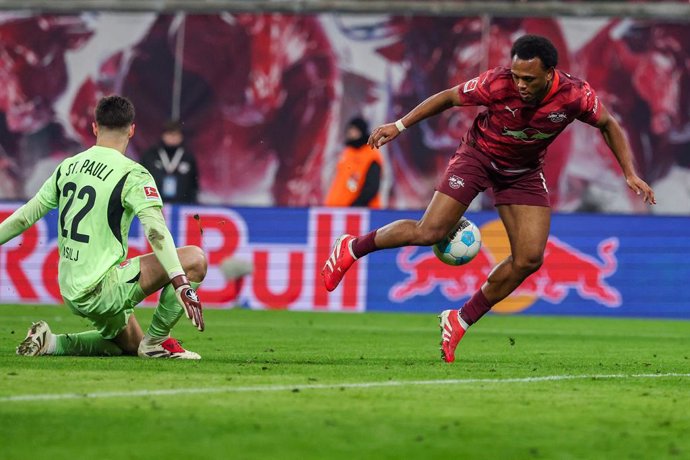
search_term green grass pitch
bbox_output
[1,304,689,460]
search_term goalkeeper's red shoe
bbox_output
[322,234,357,292]
[439,309,467,363]
[138,336,201,360]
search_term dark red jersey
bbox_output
[457,67,602,169]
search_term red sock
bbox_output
[459,288,493,326]
[352,230,378,259]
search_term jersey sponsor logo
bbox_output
[448,175,465,189]
[463,78,479,93]
[502,126,557,142]
[547,111,567,123]
[144,186,160,200]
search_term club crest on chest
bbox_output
[547,111,567,123]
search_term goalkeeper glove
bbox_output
[171,274,204,331]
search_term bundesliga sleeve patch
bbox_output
[144,186,160,200]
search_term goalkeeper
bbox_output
[2,95,206,360]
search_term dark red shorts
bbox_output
[436,143,550,207]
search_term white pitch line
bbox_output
[2,373,690,403]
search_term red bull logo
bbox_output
[389,219,621,313]
[516,236,621,308]
[390,246,493,302]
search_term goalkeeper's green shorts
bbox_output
[63,257,147,339]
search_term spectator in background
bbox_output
[325,117,384,208]
[140,120,199,203]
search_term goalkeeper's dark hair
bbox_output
[511,35,558,69]
[95,95,135,130]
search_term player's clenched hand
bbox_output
[368,123,401,149]
[171,274,204,331]
[626,175,656,205]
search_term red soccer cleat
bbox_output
[321,234,357,292]
[138,336,201,360]
[439,309,466,363]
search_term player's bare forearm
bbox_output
[399,87,460,128]
[598,115,635,177]
[368,87,461,149]
[596,108,656,205]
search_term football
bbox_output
[432,217,482,266]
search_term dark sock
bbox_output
[352,230,378,259]
[459,289,493,326]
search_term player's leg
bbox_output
[55,260,148,356]
[16,320,124,357]
[139,245,207,334]
[440,164,550,363]
[138,245,208,295]
[17,304,136,358]
[111,313,144,355]
[440,204,550,363]
[18,260,146,357]
[322,192,467,291]
[323,146,487,292]
[18,258,153,357]
[374,192,469,248]
[482,204,551,304]
[136,245,207,359]
[70,257,150,356]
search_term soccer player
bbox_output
[322,35,656,363]
[2,95,207,359]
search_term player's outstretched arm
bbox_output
[138,206,204,331]
[0,197,52,245]
[368,86,462,149]
[595,105,656,205]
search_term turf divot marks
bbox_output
[2,373,690,403]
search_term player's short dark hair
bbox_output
[95,95,135,130]
[511,35,558,69]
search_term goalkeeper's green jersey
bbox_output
[35,146,163,300]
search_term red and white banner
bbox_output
[0,13,687,213]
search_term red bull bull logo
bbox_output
[389,219,621,312]
[389,246,493,302]
[516,236,621,308]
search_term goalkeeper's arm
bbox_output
[137,206,204,331]
[0,197,52,245]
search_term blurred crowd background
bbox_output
[0,1,688,214]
